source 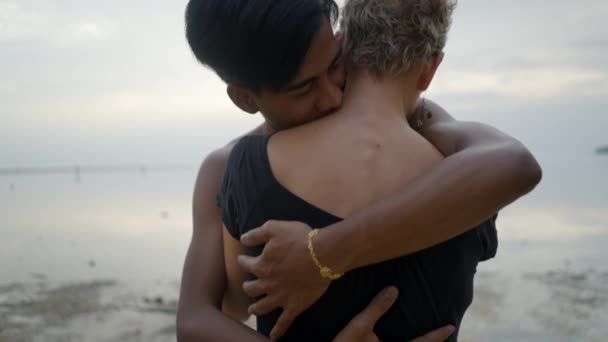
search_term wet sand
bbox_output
[2,267,607,342]
[0,280,177,342]
[462,269,608,342]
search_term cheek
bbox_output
[270,97,316,126]
[290,98,317,119]
[332,66,346,88]
[279,97,309,114]
[288,97,323,126]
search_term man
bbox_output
[177,0,542,340]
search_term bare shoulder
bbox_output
[195,144,233,190]
[192,139,243,230]
[198,144,234,179]
[196,123,268,185]
[193,123,269,231]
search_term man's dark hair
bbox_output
[185,0,339,92]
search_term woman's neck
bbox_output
[340,66,420,120]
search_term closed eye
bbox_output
[296,84,313,96]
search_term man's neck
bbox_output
[252,122,277,135]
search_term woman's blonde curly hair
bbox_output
[341,0,456,77]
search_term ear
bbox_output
[227,84,259,114]
[417,52,445,91]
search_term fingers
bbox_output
[248,294,280,316]
[334,287,397,342]
[241,222,273,246]
[237,254,259,275]
[269,310,297,340]
[410,325,456,342]
[242,279,271,298]
[357,287,399,325]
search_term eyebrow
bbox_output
[284,46,343,92]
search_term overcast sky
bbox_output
[1,0,607,207]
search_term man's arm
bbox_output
[176,148,266,342]
[222,225,254,320]
[318,108,542,272]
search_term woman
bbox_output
[219,0,495,340]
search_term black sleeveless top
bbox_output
[218,134,498,341]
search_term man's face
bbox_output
[253,19,346,130]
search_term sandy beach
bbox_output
[0,280,177,342]
[2,265,607,342]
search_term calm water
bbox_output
[1,171,196,287]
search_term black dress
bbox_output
[218,134,498,341]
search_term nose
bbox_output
[316,76,343,115]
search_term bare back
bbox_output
[268,107,443,219]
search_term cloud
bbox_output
[95,88,235,120]
[0,1,40,40]
[436,0,608,103]
[2,0,607,154]
[53,20,117,46]
[433,66,608,100]
[0,79,16,93]
[0,1,117,45]
[571,39,608,49]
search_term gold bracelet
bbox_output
[307,229,344,281]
